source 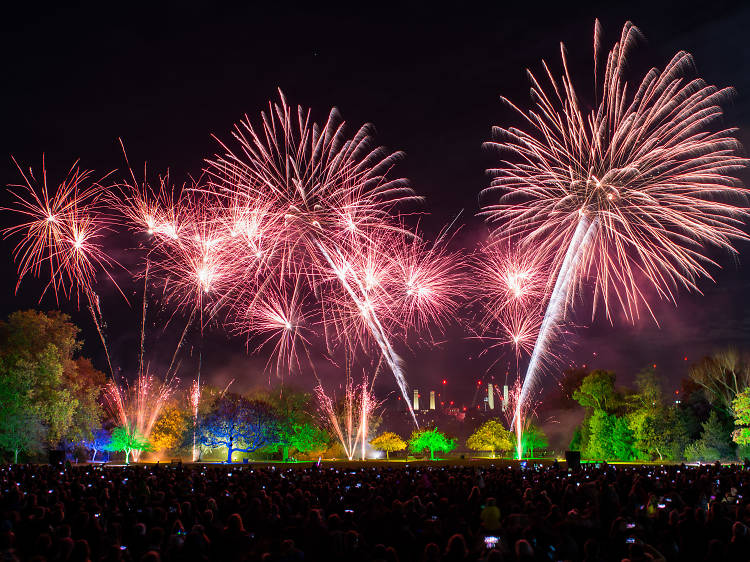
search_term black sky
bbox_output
[1,0,749,406]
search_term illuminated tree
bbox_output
[0,408,45,464]
[584,409,616,459]
[573,370,617,411]
[370,431,407,460]
[150,405,189,454]
[64,357,106,444]
[627,369,669,460]
[262,386,316,461]
[409,428,455,460]
[0,310,106,453]
[515,423,548,458]
[198,393,276,463]
[289,423,328,457]
[733,388,750,446]
[105,425,151,464]
[80,428,110,462]
[466,420,513,458]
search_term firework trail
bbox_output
[190,377,201,461]
[482,20,749,457]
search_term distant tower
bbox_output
[502,384,509,412]
[488,383,494,410]
[413,389,419,411]
[430,390,436,410]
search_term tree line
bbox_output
[564,351,750,462]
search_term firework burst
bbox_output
[482,20,749,457]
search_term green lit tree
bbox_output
[584,409,616,459]
[514,423,548,458]
[409,428,455,460]
[627,369,669,460]
[612,417,636,461]
[370,431,407,460]
[732,387,750,446]
[466,420,513,458]
[105,426,151,464]
[289,423,328,457]
[261,386,315,461]
[573,370,617,411]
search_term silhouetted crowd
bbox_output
[2,461,750,561]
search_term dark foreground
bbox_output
[1,462,749,562]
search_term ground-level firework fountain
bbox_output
[104,372,177,461]
[315,375,380,461]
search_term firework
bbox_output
[482,20,749,457]
[200,91,461,421]
[4,94,464,432]
[190,378,201,461]
[3,158,119,302]
[315,374,380,460]
[104,371,177,461]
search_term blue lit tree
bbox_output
[198,393,277,463]
[80,428,111,462]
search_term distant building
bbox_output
[413,388,419,411]
[429,390,436,410]
[488,383,494,410]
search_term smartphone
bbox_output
[344,509,354,514]
[626,523,636,529]
[484,536,499,549]
[626,537,636,544]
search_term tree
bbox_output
[80,428,111,462]
[466,420,513,457]
[0,310,105,455]
[370,432,407,460]
[0,408,45,463]
[105,426,151,464]
[262,386,315,461]
[585,409,616,460]
[409,428,455,460]
[64,358,106,444]
[732,387,750,446]
[573,370,617,411]
[198,393,276,462]
[685,410,735,462]
[689,349,750,416]
[612,417,636,461]
[516,423,548,458]
[627,369,669,460]
[290,423,329,457]
[150,405,189,454]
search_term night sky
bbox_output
[1,1,750,409]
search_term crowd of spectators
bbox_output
[1,461,750,561]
